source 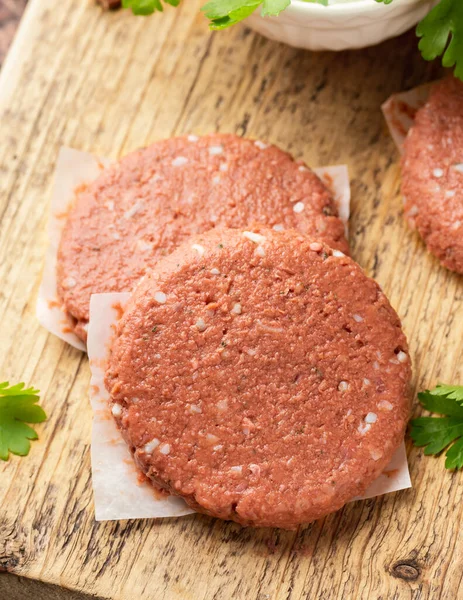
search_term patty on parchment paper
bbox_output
[402,77,463,274]
[57,134,349,342]
[105,226,410,529]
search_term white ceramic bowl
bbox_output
[246,0,438,51]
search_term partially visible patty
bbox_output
[57,134,348,341]
[402,77,463,274]
[105,227,411,529]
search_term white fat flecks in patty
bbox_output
[136,239,152,252]
[256,245,265,257]
[112,232,121,240]
[189,404,202,414]
[105,200,115,211]
[293,202,305,213]
[212,175,221,185]
[219,163,228,172]
[213,444,223,451]
[63,277,77,289]
[353,314,363,323]
[144,438,160,453]
[452,220,462,230]
[209,145,223,156]
[358,422,371,435]
[332,250,345,258]
[254,140,268,150]
[206,433,219,444]
[389,358,399,365]
[273,224,284,232]
[256,320,283,334]
[230,466,242,474]
[231,303,242,315]
[298,165,308,172]
[195,318,207,332]
[370,449,382,461]
[159,443,171,455]
[378,400,393,411]
[363,378,370,386]
[188,134,199,142]
[365,412,377,424]
[149,173,162,184]
[124,201,144,219]
[309,242,322,252]
[338,381,349,392]
[192,243,205,255]
[245,348,257,356]
[243,231,267,244]
[433,168,444,178]
[111,403,122,417]
[249,464,261,476]
[210,214,218,223]
[445,190,456,198]
[154,353,161,359]
[172,156,189,167]
[452,163,463,173]
[210,268,220,275]
[397,351,408,363]
[407,205,419,217]
[373,361,380,370]
[217,399,228,411]
[154,291,167,304]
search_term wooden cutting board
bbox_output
[0,1,462,598]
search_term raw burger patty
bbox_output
[402,77,463,273]
[57,134,348,341]
[105,227,411,529]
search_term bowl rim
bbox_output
[289,0,426,15]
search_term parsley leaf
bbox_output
[410,384,463,469]
[417,0,463,80]
[201,0,291,30]
[0,382,47,461]
[122,0,181,16]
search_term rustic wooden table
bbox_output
[0,0,27,65]
[0,1,462,599]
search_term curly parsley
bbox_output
[410,384,463,470]
[0,382,47,461]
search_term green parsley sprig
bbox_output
[121,0,180,16]
[0,382,47,461]
[120,0,463,81]
[411,384,463,469]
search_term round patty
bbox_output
[57,134,348,341]
[402,77,463,274]
[105,227,410,529]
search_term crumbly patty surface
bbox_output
[402,77,463,274]
[105,227,410,529]
[57,134,348,340]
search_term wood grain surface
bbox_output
[0,1,462,599]
[0,0,27,65]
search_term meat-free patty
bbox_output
[57,134,348,341]
[105,227,411,529]
[402,77,463,274]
